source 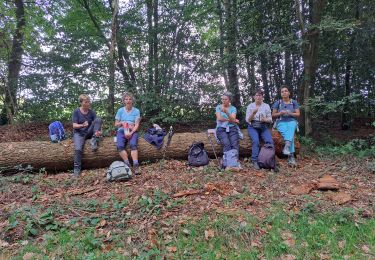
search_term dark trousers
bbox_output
[216,126,239,153]
[247,124,273,162]
[73,118,103,170]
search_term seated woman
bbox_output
[114,92,141,175]
[215,92,240,166]
[272,86,300,166]
[246,90,273,170]
[72,94,103,177]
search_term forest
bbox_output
[1,0,374,259]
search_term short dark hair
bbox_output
[254,89,264,96]
[280,85,290,92]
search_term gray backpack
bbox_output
[106,161,132,182]
[188,142,209,167]
[222,149,240,168]
[257,143,276,170]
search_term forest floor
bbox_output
[0,119,374,258]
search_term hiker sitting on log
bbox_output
[215,91,240,154]
[114,92,141,175]
[246,89,274,170]
[272,86,300,166]
[72,94,103,177]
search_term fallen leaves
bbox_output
[204,229,215,240]
[327,192,352,205]
[290,184,314,195]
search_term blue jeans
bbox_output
[73,117,103,170]
[216,126,239,153]
[247,123,273,162]
[116,129,139,151]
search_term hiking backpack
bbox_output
[257,143,277,170]
[48,121,66,142]
[222,149,240,168]
[106,161,132,182]
[188,142,209,167]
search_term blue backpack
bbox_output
[48,121,66,142]
[222,149,240,168]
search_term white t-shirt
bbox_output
[245,102,272,124]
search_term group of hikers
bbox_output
[71,86,300,177]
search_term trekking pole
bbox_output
[207,129,221,169]
[160,126,174,170]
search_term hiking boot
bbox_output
[73,168,81,177]
[288,155,297,167]
[134,165,141,175]
[90,137,98,152]
[252,161,260,170]
[283,141,291,155]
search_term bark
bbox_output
[216,0,229,87]
[0,130,299,172]
[146,0,154,90]
[260,54,271,103]
[107,0,118,116]
[341,3,359,130]
[1,0,25,125]
[153,0,160,94]
[284,49,292,87]
[295,0,326,136]
[223,0,241,115]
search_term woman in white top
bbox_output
[246,90,273,170]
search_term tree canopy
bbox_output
[1,0,374,134]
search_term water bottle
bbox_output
[124,122,130,135]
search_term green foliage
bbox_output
[316,137,375,158]
[308,93,367,119]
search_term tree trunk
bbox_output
[341,3,359,130]
[295,0,326,136]
[153,0,160,94]
[260,54,271,103]
[223,0,241,115]
[0,130,299,172]
[146,0,154,91]
[1,0,25,125]
[107,0,118,117]
[216,0,229,87]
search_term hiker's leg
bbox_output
[260,126,274,145]
[277,121,297,153]
[73,133,85,175]
[228,126,240,151]
[216,127,231,152]
[247,125,260,162]
[129,132,139,162]
[129,132,140,174]
[117,129,129,164]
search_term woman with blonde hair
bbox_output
[114,92,141,175]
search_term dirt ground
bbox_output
[1,155,374,245]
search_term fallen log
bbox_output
[0,129,299,172]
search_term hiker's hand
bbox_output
[234,119,240,124]
[83,121,89,127]
[125,133,132,139]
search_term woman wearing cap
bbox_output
[114,92,141,175]
[272,86,300,166]
[246,90,273,170]
[215,92,240,155]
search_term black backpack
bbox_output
[258,143,277,170]
[188,142,209,167]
